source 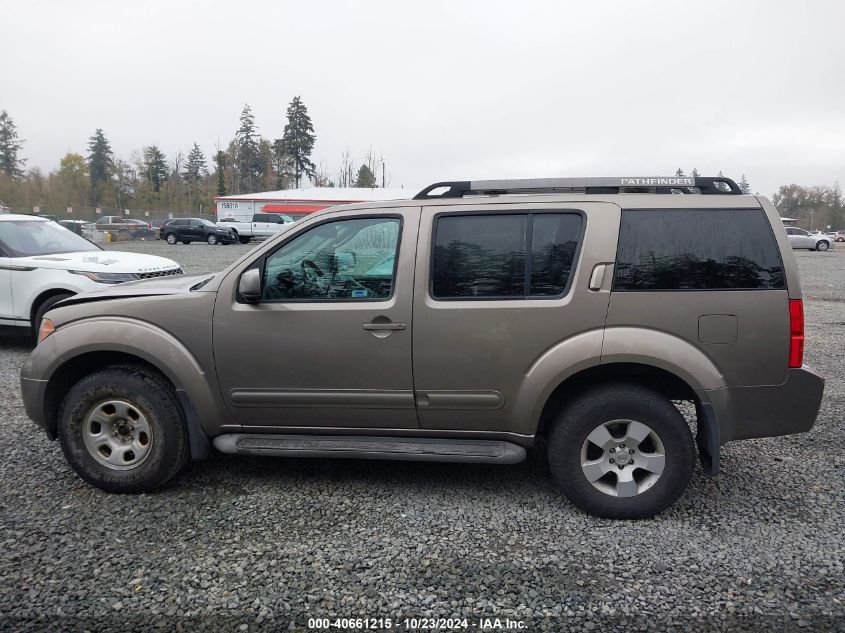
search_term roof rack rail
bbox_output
[413,176,742,199]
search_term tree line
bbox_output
[0,106,842,229]
[0,101,388,219]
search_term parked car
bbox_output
[93,216,155,240]
[785,226,833,251]
[160,218,237,245]
[58,220,95,236]
[834,230,845,242]
[0,214,182,332]
[21,176,824,519]
[218,212,294,244]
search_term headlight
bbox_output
[69,270,140,284]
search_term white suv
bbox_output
[0,214,182,330]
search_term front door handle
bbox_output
[363,322,406,331]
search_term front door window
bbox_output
[262,217,401,301]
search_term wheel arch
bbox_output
[34,318,221,458]
[30,288,77,327]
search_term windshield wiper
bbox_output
[190,275,215,291]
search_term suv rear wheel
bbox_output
[165,233,178,244]
[547,384,695,519]
[58,365,190,493]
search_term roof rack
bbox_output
[413,176,742,199]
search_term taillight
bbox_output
[788,299,804,368]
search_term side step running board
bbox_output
[213,434,526,464]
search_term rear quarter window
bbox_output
[614,208,785,290]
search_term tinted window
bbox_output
[614,209,785,291]
[432,213,582,299]
[253,214,267,222]
[530,214,583,296]
[262,217,401,301]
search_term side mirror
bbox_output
[238,268,262,303]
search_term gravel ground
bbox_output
[0,244,843,632]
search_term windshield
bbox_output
[0,220,101,257]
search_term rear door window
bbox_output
[431,212,583,299]
[614,208,785,290]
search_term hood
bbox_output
[57,273,216,308]
[16,250,180,274]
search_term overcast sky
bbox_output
[4,0,844,196]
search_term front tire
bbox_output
[32,292,74,332]
[817,240,830,251]
[547,384,695,519]
[58,365,190,493]
[238,235,250,245]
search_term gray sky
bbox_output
[4,0,844,196]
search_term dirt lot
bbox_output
[0,243,843,632]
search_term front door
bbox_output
[213,208,420,431]
[411,201,620,434]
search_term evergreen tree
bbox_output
[354,164,377,188]
[281,96,316,187]
[87,128,113,202]
[0,110,26,179]
[272,138,293,189]
[143,145,168,193]
[215,150,227,196]
[739,174,751,194]
[675,168,685,177]
[234,104,261,193]
[182,143,207,185]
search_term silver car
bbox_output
[785,226,833,251]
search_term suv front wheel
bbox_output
[547,384,695,519]
[58,365,190,493]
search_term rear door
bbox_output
[251,214,269,237]
[411,201,619,434]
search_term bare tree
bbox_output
[337,147,355,188]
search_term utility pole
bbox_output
[381,161,385,188]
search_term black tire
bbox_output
[57,365,190,493]
[181,240,191,245]
[238,235,250,245]
[165,233,178,245]
[817,240,830,252]
[206,234,218,245]
[547,384,695,519]
[32,292,74,332]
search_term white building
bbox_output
[214,187,410,222]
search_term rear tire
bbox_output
[547,384,695,519]
[165,233,178,245]
[58,365,190,493]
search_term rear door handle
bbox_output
[363,322,406,331]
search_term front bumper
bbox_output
[703,366,825,444]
